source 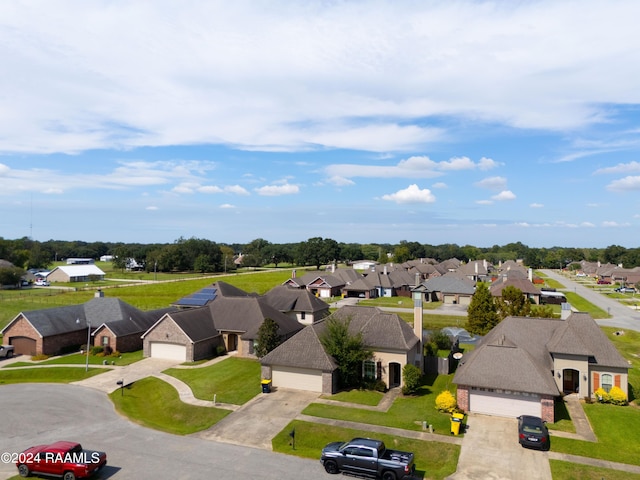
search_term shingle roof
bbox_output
[5,297,169,338]
[49,265,106,277]
[490,277,541,296]
[421,275,476,294]
[262,306,419,369]
[454,313,629,395]
[263,285,330,314]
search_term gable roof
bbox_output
[48,265,105,278]
[421,275,476,294]
[263,285,330,314]
[490,276,541,296]
[454,313,628,395]
[2,297,168,337]
[262,305,419,370]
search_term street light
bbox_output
[77,318,92,372]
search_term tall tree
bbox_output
[495,286,532,320]
[466,282,500,335]
[320,316,372,388]
[254,318,281,358]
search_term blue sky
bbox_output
[1,1,639,248]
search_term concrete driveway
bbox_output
[195,387,320,449]
[448,414,551,480]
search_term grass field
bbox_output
[0,366,106,384]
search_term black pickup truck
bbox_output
[320,437,415,480]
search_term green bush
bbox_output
[435,390,457,413]
[90,346,104,355]
[215,345,226,357]
[595,386,628,406]
[424,341,438,357]
[401,364,422,395]
[362,379,387,392]
[430,330,452,350]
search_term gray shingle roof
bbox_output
[261,305,419,369]
[263,285,330,314]
[421,275,476,294]
[454,313,628,395]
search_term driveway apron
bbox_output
[194,388,320,450]
[447,414,552,480]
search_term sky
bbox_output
[1,1,639,249]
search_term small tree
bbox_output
[496,285,532,320]
[254,318,281,358]
[401,364,422,395]
[467,282,499,335]
[320,316,372,388]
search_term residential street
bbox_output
[540,269,640,332]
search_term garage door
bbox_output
[10,337,36,356]
[443,295,456,304]
[272,366,323,392]
[469,389,541,418]
[150,342,187,361]
[459,296,471,306]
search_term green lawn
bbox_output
[164,357,261,405]
[272,420,460,480]
[563,292,609,318]
[321,388,384,406]
[605,327,640,404]
[551,402,640,465]
[303,374,458,435]
[550,460,640,480]
[0,367,106,384]
[4,350,143,368]
[109,376,230,435]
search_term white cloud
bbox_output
[381,184,436,204]
[255,183,300,196]
[475,176,507,190]
[220,204,235,209]
[225,185,250,195]
[432,182,447,189]
[491,190,516,201]
[146,206,158,211]
[530,203,544,208]
[594,161,640,174]
[475,200,493,205]
[327,176,355,186]
[602,221,631,227]
[198,185,224,194]
[606,176,640,191]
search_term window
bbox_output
[300,312,306,320]
[363,360,376,380]
[101,336,109,346]
[601,374,613,393]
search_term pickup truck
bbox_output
[0,345,14,358]
[320,437,415,480]
[16,440,107,480]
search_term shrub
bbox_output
[363,379,387,392]
[215,346,226,357]
[90,346,104,356]
[401,364,422,395]
[424,341,438,357]
[109,350,121,357]
[430,330,452,350]
[608,386,628,405]
[31,354,50,361]
[436,390,457,413]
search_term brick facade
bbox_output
[541,395,554,423]
[92,326,143,354]
[143,318,192,359]
[4,315,88,356]
[4,316,42,355]
[456,385,470,412]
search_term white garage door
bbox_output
[150,342,187,361]
[469,389,541,418]
[459,296,471,306]
[272,366,323,392]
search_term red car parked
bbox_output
[16,441,106,480]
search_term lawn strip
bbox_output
[109,376,230,435]
[0,367,106,384]
[272,420,459,480]
[549,459,640,480]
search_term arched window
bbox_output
[601,374,613,393]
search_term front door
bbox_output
[563,369,579,393]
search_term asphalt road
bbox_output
[0,384,329,480]
[540,269,640,332]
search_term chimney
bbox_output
[415,272,421,286]
[412,288,424,371]
[475,262,478,274]
[95,289,104,298]
[528,268,533,282]
[292,269,296,278]
[483,259,487,269]
[384,265,388,275]
[332,264,336,273]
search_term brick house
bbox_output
[453,312,629,422]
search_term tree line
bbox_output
[1,236,639,274]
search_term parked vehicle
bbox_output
[35,279,50,286]
[320,437,415,480]
[16,441,107,479]
[0,345,14,358]
[597,279,611,285]
[616,287,636,293]
[517,415,549,450]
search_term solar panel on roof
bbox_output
[175,297,210,306]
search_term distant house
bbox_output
[454,312,629,422]
[415,274,476,305]
[489,274,542,305]
[263,285,330,325]
[66,258,95,265]
[99,255,114,262]
[352,260,377,270]
[47,265,106,283]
